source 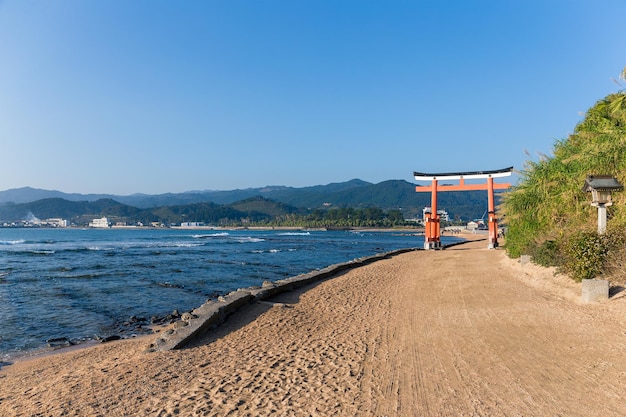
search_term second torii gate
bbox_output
[414,167,513,250]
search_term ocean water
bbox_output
[0,228,462,356]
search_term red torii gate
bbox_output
[413,167,513,250]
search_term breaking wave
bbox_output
[192,232,230,239]
[0,239,25,245]
[277,232,310,236]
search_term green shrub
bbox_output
[561,231,607,282]
[602,226,626,281]
[529,239,562,267]
[559,227,626,282]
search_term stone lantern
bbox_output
[582,175,623,234]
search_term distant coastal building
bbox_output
[422,207,449,222]
[180,222,204,227]
[467,220,487,230]
[405,217,424,226]
[44,218,68,227]
[89,217,110,228]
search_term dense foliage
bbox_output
[502,72,626,281]
[0,196,413,228]
[0,180,497,222]
[1,178,502,228]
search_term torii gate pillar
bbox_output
[414,167,513,250]
[423,179,441,250]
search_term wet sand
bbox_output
[1,237,625,416]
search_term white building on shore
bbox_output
[44,218,68,227]
[89,217,111,228]
[422,207,450,222]
[180,222,205,227]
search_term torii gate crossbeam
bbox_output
[414,167,513,250]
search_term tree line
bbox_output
[263,207,408,228]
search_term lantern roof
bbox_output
[582,175,624,192]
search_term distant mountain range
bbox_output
[0,179,377,208]
[0,179,499,223]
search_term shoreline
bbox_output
[2,235,625,415]
[2,232,479,368]
[2,250,418,365]
[1,224,426,231]
[1,227,441,360]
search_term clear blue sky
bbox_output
[1,0,624,195]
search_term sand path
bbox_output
[1,238,625,416]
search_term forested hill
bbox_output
[0,179,503,223]
[0,197,287,226]
[0,179,374,207]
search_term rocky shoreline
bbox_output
[6,247,426,365]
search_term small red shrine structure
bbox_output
[413,167,513,249]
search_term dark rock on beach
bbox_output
[150,309,186,326]
[46,337,73,348]
[124,316,147,326]
[97,335,122,343]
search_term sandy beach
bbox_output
[1,236,625,416]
